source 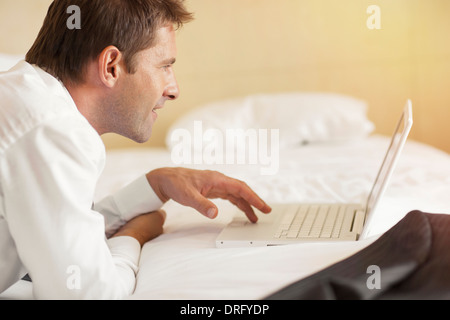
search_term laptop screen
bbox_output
[362,100,413,235]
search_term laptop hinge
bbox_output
[351,210,366,238]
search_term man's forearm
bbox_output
[111,210,166,247]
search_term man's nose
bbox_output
[165,76,180,100]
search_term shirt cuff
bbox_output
[106,235,141,295]
[113,175,164,222]
[107,236,141,267]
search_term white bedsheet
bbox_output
[2,135,450,300]
[102,135,450,300]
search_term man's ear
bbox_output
[98,46,124,88]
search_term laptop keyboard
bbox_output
[273,204,355,239]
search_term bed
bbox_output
[1,56,450,300]
[103,94,450,300]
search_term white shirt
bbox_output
[0,61,163,299]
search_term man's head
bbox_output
[26,0,193,142]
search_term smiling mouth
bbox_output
[152,105,164,114]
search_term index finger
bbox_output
[225,178,272,214]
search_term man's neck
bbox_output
[64,81,107,136]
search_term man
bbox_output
[0,0,271,299]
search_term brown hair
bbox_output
[26,0,193,84]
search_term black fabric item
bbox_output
[21,274,32,282]
[265,210,450,300]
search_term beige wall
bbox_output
[1,0,449,153]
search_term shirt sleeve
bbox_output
[95,175,164,238]
[1,117,143,299]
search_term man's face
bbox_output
[108,24,179,143]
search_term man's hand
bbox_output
[111,210,166,247]
[146,168,271,223]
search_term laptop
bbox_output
[216,100,413,247]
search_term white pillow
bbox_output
[0,53,25,72]
[166,92,375,153]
